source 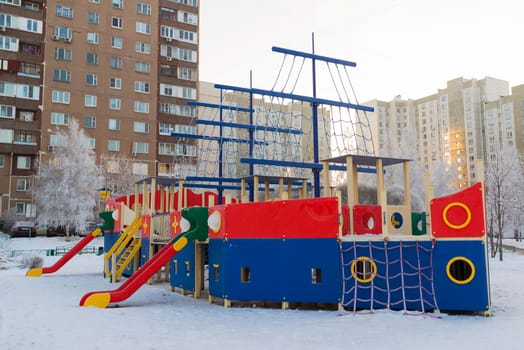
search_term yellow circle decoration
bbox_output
[442,202,471,230]
[350,257,377,283]
[446,256,476,285]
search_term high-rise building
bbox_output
[0,0,199,218]
[365,76,512,189]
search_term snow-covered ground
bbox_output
[1,236,524,350]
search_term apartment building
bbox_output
[0,0,44,217]
[0,0,199,218]
[365,76,512,189]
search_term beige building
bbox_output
[0,0,199,218]
[196,81,331,184]
[366,76,513,188]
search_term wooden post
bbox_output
[301,179,307,199]
[177,180,184,210]
[194,243,203,298]
[253,175,259,202]
[241,178,247,202]
[264,180,270,201]
[403,160,411,208]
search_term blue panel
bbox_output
[282,239,341,303]
[341,241,436,311]
[432,240,489,312]
[208,239,226,298]
[170,241,196,291]
[209,238,341,303]
[104,232,120,273]
[140,238,150,266]
[223,239,286,302]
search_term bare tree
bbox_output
[34,119,103,240]
[485,146,524,261]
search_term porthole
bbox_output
[350,257,377,283]
[446,256,475,284]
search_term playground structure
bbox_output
[25,38,491,314]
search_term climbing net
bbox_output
[340,240,439,315]
[171,46,376,188]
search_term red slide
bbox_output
[79,232,191,308]
[26,228,103,277]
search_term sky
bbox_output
[2,236,524,349]
[199,0,524,102]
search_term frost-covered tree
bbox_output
[35,119,103,240]
[485,146,524,261]
[430,160,459,197]
[100,154,142,198]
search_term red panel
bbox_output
[353,205,382,235]
[430,182,485,238]
[208,205,226,239]
[169,211,182,238]
[341,205,350,236]
[141,214,151,239]
[209,197,339,239]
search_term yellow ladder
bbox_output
[104,217,142,281]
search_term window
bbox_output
[111,37,123,49]
[85,95,97,107]
[112,0,123,9]
[108,118,120,131]
[84,116,96,128]
[53,69,70,82]
[134,101,149,113]
[135,41,151,54]
[134,81,150,93]
[21,43,39,55]
[178,11,198,25]
[51,112,69,125]
[0,104,15,119]
[87,32,99,44]
[112,17,123,29]
[56,5,73,19]
[135,60,150,74]
[85,73,98,86]
[88,12,99,24]
[0,128,14,143]
[109,98,121,110]
[136,22,150,34]
[110,77,122,89]
[88,0,100,3]
[19,63,40,78]
[132,141,149,154]
[108,139,120,152]
[55,47,72,61]
[136,3,151,15]
[16,179,29,192]
[87,138,96,150]
[0,36,18,52]
[0,154,4,167]
[87,52,98,65]
[178,67,196,81]
[53,26,72,40]
[111,56,123,69]
[133,121,149,133]
[52,90,70,104]
[15,203,25,215]
[19,111,34,121]
[17,155,31,169]
[132,162,148,175]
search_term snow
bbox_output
[1,236,524,350]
